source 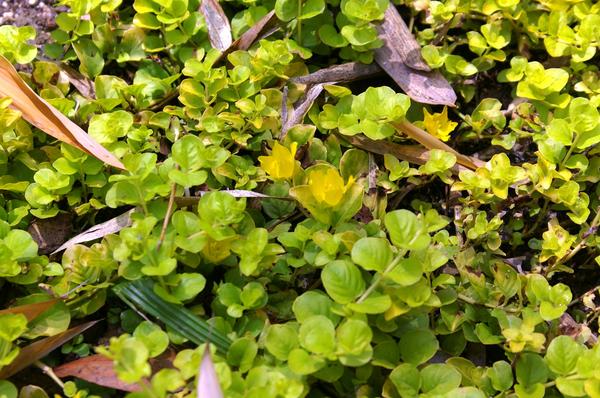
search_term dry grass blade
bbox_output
[374,5,456,106]
[0,55,124,169]
[0,299,58,322]
[51,209,134,254]
[281,83,326,137]
[200,0,233,51]
[0,321,99,379]
[54,354,141,392]
[290,62,381,85]
[392,120,483,170]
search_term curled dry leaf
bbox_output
[197,346,224,398]
[374,4,457,106]
[0,299,58,322]
[0,321,99,379]
[0,55,124,169]
[200,0,233,51]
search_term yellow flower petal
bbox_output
[258,141,297,180]
[308,168,354,207]
[423,106,457,142]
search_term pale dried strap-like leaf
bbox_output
[374,6,456,106]
[0,321,99,379]
[200,0,233,51]
[54,354,141,392]
[392,121,483,170]
[51,209,134,254]
[0,299,58,322]
[377,3,430,72]
[197,346,224,398]
[281,83,327,137]
[290,62,381,86]
[0,55,124,169]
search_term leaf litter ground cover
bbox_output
[0,0,600,397]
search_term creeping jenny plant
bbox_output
[0,0,600,397]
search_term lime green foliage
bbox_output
[0,0,600,397]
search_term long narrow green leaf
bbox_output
[113,279,231,354]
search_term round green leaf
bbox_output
[133,321,169,358]
[385,209,431,251]
[227,337,258,373]
[399,328,439,365]
[287,348,326,375]
[336,319,372,355]
[265,324,299,360]
[351,237,393,272]
[299,315,336,355]
[389,363,421,397]
[545,336,584,376]
[321,259,365,304]
[421,363,462,394]
[0,381,17,398]
[516,353,548,386]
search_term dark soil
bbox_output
[0,0,58,46]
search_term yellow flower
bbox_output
[422,106,458,142]
[258,141,298,180]
[308,168,355,207]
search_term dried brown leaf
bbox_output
[0,55,124,169]
[200,0,233,51]
[56,62,96,99]
[290,62,381,86]
[53,350,176,392]
[232,10,277,52]
[374,5,456,106]
[54,354,141,392]
[0,321,99,379]
[0,299,58,322]
[376,4,430,72]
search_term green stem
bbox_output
[457,293,521,314]
[356,250,406,304]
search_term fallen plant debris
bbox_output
[0,0,600,397]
